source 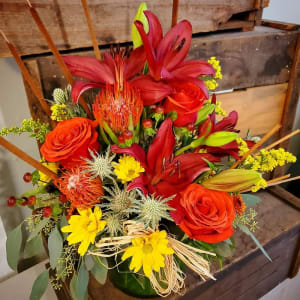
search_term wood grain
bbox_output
[0,0,269,57]
[217,83,287,137]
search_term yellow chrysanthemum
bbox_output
[113,155,145,184]
[121,230,174,277]
[39,160,59,185]
[61,207,106,256]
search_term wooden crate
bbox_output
[0,0,269,57]
[17,19,300,299]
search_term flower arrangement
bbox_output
[0,2,298,299]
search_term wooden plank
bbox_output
[0,0,269,57]
[217,83,287,137]
[262,20,300,31]
[27,26,299,99]
[267,186,300,210]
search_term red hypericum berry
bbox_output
[59,193,68,203]
[27,195,36,206]
[23,172,32,183]
[155,106,164,114]
[21,196,28,206]
[186,123,196,131]
[42,206,52,218]
[7,196,16,207]
[118,134,125,144]
[142,119,153,128]
[123,130,133,140]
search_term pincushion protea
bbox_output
[57,166,103,209]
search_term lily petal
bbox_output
[171,60,215,77]
[124,46,146,80]
[131,75,173,105]
[147,118,175,178]
[127,175,149,195]
[71,81,103,103]
[213,111,239,132]
[63,55,115,84]
[157,20,192,72]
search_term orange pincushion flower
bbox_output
[57,166,103,209]
[93,81,143,135]
[233,194,246,216]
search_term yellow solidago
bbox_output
[62,207,106,256]
[113,155,145,184]
[207,99,227,116]
[121,230,174,277]
[236,137,249,156]
[208,56,223,79]
[204,78,218,90]
[51,104,67,121]
[251,177,267,192]
[39,160,59,185]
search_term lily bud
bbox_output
[132,2,149,49]
[201,169,262,192]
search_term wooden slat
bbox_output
[0,0,269,57]
[217,83,287,137]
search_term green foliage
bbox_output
[195,103,215,125]
[30,270,49,300]
[233,208,258,232]
[48,226,63,269]
[31,170,40,185]
[27,218,49,241]
[24,234,44,259]
[6,223,23,271]
[238,224,271,262]
[0,118,50,143]
[241,193,261,207]
[84,255,95,271]
[77,262,89,300]
[91,256,108,285]
[59,215,68,240]
[70,273,80,300]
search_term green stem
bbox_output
[99,125,110,146]
[175,144,192,156]
[103,122,119,145]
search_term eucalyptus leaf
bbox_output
[6,223,23,271]
[27,218,49,242]
[77,262,89,300]
[24,234,44,259]
[239,224,272,262]
[48,226,63,269]
[91,256,108,285]
[59,215,68,240]
[70,274,79,300]
[215,241,235,258]
[242,193,261,207]
[84,255,95,271]
[203,131,238,147]
[29,270,49,300]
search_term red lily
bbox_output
[111,118,219,198]
[131,11,215,105]
[62,47,147,102]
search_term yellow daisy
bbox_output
[122,230,174,277]
[61,207,106,256]
[113,155,145,184]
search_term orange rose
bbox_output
[171,184,235,243]
[41,117,100,169]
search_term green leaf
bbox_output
[203,131,238,147]
[239,224,272,262]
[242,193,261,207]
[59,215,68,240]
[31,170,40,185]
[91,256,108,285]
[29,270,49,300]
[48,226,63,269]
[195,104,215,125]
[6,223,23,271]
[21,185,46,198]
[77,262,89,300]
[70,274,79,300]
[27,218,49,242]
[131,2,148,49]
[24,234,44,259]
[84,255,95,271]
[215,241,235,258]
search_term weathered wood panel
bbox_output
[24,26,299,101]
[0,0,269,57]
[86,190,300,300]
[218,83,287,137]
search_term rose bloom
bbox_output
[164,81,206,127]
[41,117,100,169]
[171,184,235,243]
